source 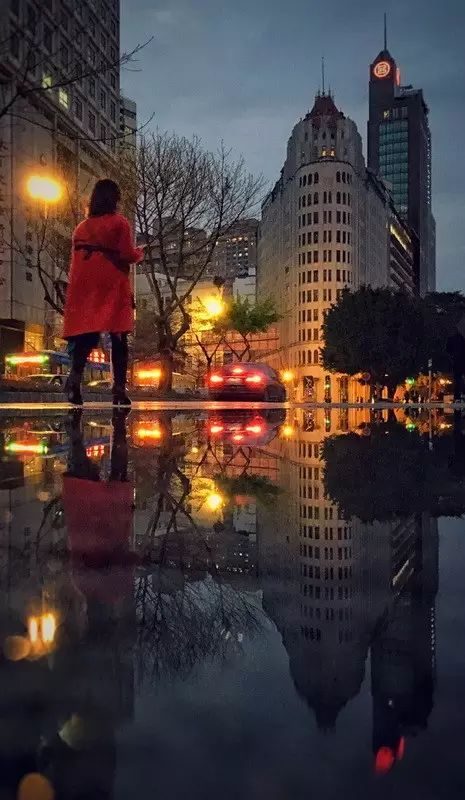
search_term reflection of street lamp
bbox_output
[281,424,294,439]
[26,174,62,204]
[205,491,223,511]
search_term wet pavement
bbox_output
[0,405,464,799]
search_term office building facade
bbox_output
[368,44,435,294]
[258,92,390,403]
[0,0,120,364]
[210,218,258,285]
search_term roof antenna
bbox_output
[384,12,387,50]
[321,56,325,96]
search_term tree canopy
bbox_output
[322,287,426,394]
[215,296,280,361]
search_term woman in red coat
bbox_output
[63,179,144,405]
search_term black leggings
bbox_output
[67,332,129,387]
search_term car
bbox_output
[206,409,287,446]
[27,374,64,388]
[207,363,287,402]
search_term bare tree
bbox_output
[120,132,264,393]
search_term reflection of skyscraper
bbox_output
[259,409,439,743]
[371,513,438,773]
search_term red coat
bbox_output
[63,213,143,338]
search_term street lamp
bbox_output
[281,370,294,384]
[26,174,62,203]
[203,296,224,318]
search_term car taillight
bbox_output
[209,374,224,384]
[232,367,244,374]
[233,434,244,442]
[209,424,224,434]
[245,424,263,434]
[245,374,263,384]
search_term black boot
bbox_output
[65,371,83,406]
[112,385,131,406]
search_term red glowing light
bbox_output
[209,374,224,384]
[209,424,224,434]
[373,61,391,79]
[245,424,263,434]
[396,737,405,761]
[232,367,244,374]
[233,434,244,442]
[245,374,263,384]
[374,747,395,775]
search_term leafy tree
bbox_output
[422,291,465,373]
[322,287,425,398]
[215,296,280,361]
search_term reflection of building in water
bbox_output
[259,409,438,740]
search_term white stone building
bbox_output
[258,92,392,403]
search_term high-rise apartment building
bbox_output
[368,39,435,295]
[0,0,121,364]
[258,92,390,403]
[210,218,258,285]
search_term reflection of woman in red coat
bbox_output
[63,179,144,406]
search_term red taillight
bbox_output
[209,374,224,384]
[245,374,263,384]
[210,424,224,434]
[245,424,263,434]
[232,366,244,374]
[374,747,395,775]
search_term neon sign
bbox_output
[373,61,391,79]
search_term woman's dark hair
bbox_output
[88,179,121,216]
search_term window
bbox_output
[336,211,341,224]
[89,111,96,132]
[313,231,318,244]
[336,250,341,263]
[337,269,341,281]
[336,171,340,182]
[314,192,318,204]
[313,212,318,224]
[10,33,19,58]
[26,272,33,282]
[27,4,36,30]
[89,78,95,98]
[303,175,307,187]
[313,270,318,282]
[313,251,318,263]
[58,88,69,108]
[74,98,83,119]
[313,289,318,301]
[336,191,341,204]
[43,25,53,51]
[314,172,319,184]
[42,73,52,89]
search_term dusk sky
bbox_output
[121,0,465,291]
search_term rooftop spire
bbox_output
[322,56,326,95]
[384,12,387,50]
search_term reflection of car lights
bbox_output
[245,425,262,434]
[209,424,224,434]
[245,374,262,384]
[209,374,224,384]
[233,434,244,442]
[137,369,162,380]
[232,367,244,374]
[136,427,162,439]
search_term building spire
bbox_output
[321,56,325,96]
[384,12,387,50]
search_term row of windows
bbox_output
[299,268,352,284]
[16,0,119,38]
[299,212,352,230]
[298,443,322,459]
[302,583,352,600]
[300,251,352,266]
[380,117,408,131]
[300,626,321,641]
[299,350,321,366]
[299,172,319,187]
[300,504,342,520]
[336,171,352,184]
[299,328,320,343]
[298,467,320,479]
[301,605,352,622]
[299,229,351,246]
[299,308,320,322]
[300,524,351,540]
[300,544,353,560]
[379,144,408,158]
[380,156,408,170]
[299,482,321,498]
[299,191,351,209]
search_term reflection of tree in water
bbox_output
[323,418,465,521]
[132,415,268,686]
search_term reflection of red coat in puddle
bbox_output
[63,213,143,337]
[63,477,136,604]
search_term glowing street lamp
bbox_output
[281,370,294,384]
[26,174,62,203]
[205,491,224,512]
[203,296,224,318]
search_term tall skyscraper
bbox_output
[368,27,436,295]
[258,91,390,403]
[0,0,121,364]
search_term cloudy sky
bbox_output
[121,0,465,291]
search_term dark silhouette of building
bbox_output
[368,26,435,295]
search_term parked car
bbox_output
[206,409,286,445]
[207,363,286,401]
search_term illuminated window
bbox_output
[58,88,69,108]
[42,73,52,89]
